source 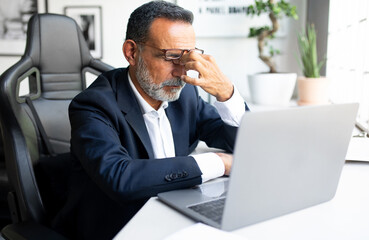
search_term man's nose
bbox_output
[172,60,186,77]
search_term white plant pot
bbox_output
[248,73,297,106]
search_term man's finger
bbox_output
[180,50,204,63]
[184,61,204,73]
[181,75,201,86]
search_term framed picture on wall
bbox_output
[0,0,40,56]
[64,6,102,59]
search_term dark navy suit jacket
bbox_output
[52,68,248,239]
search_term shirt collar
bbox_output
[128,72,168,115]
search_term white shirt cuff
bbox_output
[214,87,245,127]
[192,152,225,183]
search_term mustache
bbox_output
[160,78,186,88]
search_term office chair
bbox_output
[0,134,11,229]
[0,13,113,238]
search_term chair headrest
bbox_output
[25,14,93,74]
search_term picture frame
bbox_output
[0,0,41,56]
[64,6,102,59]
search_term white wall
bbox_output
[0,0,307,100]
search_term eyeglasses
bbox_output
[137,42,204,61]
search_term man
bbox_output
[52,1,249,239]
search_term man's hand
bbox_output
[180,51,234,102]
[216,153,233,176]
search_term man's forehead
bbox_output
[147,18,195,48]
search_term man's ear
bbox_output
[123,40,138,66]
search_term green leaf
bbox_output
[269,45,281,57]
[248,26,270,38]
[297,24,326,78]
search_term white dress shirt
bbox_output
[128,74,245,182]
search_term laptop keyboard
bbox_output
[188,197,226,224]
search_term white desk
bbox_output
[114,161,369,240]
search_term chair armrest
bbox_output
[1,221,67,240]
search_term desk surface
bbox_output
[114,161,369,240]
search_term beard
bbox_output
[135,56,186,102]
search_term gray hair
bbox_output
[125,1,194,43]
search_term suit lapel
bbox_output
[115,68,154,158]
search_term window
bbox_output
[326,0,369,134]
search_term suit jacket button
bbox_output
[170,173,178,179]
[165,175,172,182]
[183,171,188,177]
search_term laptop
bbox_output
[158,103,359,231]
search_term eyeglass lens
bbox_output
[165,49,203,60]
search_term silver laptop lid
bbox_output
[221,103,359,230]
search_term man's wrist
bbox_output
[216,83,234,102]
[214,87,245,127]
[192,152,225,183]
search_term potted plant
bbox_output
[246,0,298,106]
[296,24,329,106]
